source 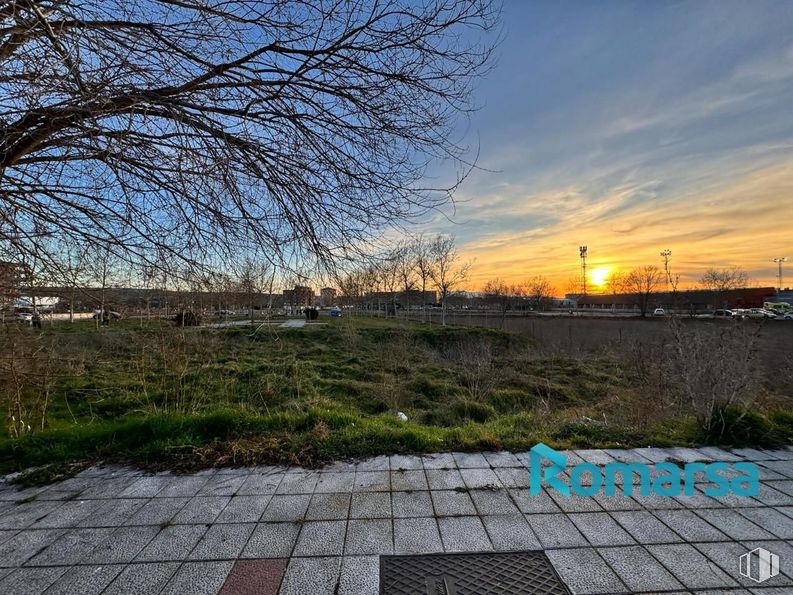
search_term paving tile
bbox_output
[0,501,65,529]
[390,455,424,471]
[155,476,210,498]
[0,529,64,567]
[119,476,172,498]
[574,449,617,465]
[769,480,793,497]
[547,547,626,594]
[84,525,160,563]
[390,470,428,491]
[547,491,604,513]
[632,447,675,463]
[355,455,390,471]
[758,460,793,479]
[196,475,246,497]
[738,507,793,539]
[509,488,561,513]
[188,522,254,560]
[275,471,319,495]
[469,488,519,515]
[172,496,231,524]
[77,498,147,527]
[654,509,729,541]
[425,469,465,490]
[591,491,642,511]
[647,543,738,590]
[216,495,271,523]
[481,514,541,550]
[484,451,522,468]
[431,490,477,516]
[350,492,391,519]
[744,540,793,580]
[494,467,530,488]
[422,453,456,470]
[135,524,208,561]
[260,494,310,522]
[218,559,287,595]
[599,545,685,592]
[319,461,356,473]
[161,560,234,595]
[306,493,351,521]
[30,500,103,529]
[611,510,683,544]
[732,448,780,461]
[26,527,114,566]
[394,517,443,554]
[630,491,685,510]
[453,452,489,468]
[293,520,346,556]
[753,483,793,506]
[314,473,355,494]
[392,491,434,518]
[345,519,393,555]
[43,565,123,595]
[0,566,66,595]
[241,522,300,558]
[695,541,792,589]
[526,513,588,548]
[673,489,724,509]
[353,471,390,492]
[568,512,636,546]
[338,555,379,595]
[123,497,189,525]
[437,516,492,552]
[603,448,654,464]
[103,562,179,595]
[460,468,502,489]
[279,556,341,595]
[695,509,776,540]
[237,473,283,496]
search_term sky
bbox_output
[419,0,793,293]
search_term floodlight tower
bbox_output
[660,249,672,290]
[579,245,588,295]
[772,257,787,290]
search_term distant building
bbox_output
[364,290,437,310]
[283,285,314,311]
[0,261,21,311]
[319,287,337,307]
[576,287,776,313]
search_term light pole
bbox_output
[660,249,672,291]
[772,257,787,290]
[579,245,588,295]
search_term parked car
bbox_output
[329,308,343,317]
[713,309,733,317]
[653,308,666,316]
[12,312,33,324]
[747,308,776,319]
[92,310,122,320]
[783,312,793,320]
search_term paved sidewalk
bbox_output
[1,447,792,594]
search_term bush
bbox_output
[173,310,202,326]
[450,400,495,423]
[698,404,773,447]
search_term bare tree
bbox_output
[483,278,510,327]
[699,266,750,292]
[87,245,118,328]
[605,271,626,295]
[414,235,435,322]
[235,258,275,324]
[526,275,553,311]
[57,240,89,324]
[429,235,471,325]
[394,243,417,316]
[1,0,499,270]
[624,265,663,317]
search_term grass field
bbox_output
[1,315,791,479]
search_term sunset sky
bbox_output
[419,0,793,293]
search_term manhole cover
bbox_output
[380,551,571,595]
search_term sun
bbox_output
[589,266,610,289]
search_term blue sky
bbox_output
[421,0,793,290]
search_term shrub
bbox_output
[698,404,773,447]
[450,400,495,423]
[173,310,202,326]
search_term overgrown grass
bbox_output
[1,315,791,475]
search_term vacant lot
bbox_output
[1,316,791,477]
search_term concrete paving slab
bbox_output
[123,497,189,526]
[279,556,340,595]
[237,473,283,496]
[84,525,160,564]
[599,545,685,592]
[344,519,393,555]
[425,469,465,490]
[647,543,738,590]
[654,509,729,542]
[695,509,776,540]
[102,562,179,595]
[275,471,319,495]
[481,513,541,550]
[241,522,300,558]
[355,455,390,471]
[135,524,208,561]
[0,566,66,595]
[437,516,492,552]
[77,498,147,527]
[216,495,271,523]
[306,493,351,521]
[695,541,792,589]
[26,527,114,566]
[611,510,684,544]
[260,494,310,522]
[568,512,636,546]
[430,490,477,516]
[509,488,562,513]
[43,565,123,595]
[484,451,522,468]
[171,496,231,525]
[314,472,355,493]
[392,491,434,518]
[547,547,626,595]
[548,491,604,513]
[453,452,489,468]
[155,476,210,498]
[422,453,456,469]
[390,470,428,491]
[469,488,520,515]
[218,559,286,595]
[737,507,793,539]
[459,467,502,489]
[293,521,346,556]
[161,560,234,595]
[393,517,443,554]
[338,555,379,595]
[353,471,390,492]
[389,455,424,471]
[197,475,247,497]
[494,467,530,488]
[527,513,589,548]
[188,522,254,560]
[350,492,391,519]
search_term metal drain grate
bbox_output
[380,551,571,595]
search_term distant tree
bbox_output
[394,243,418,315]
[236,259,275,324]
[483,278,511,327]
[605,271,626,295]
[699,266,749,292]
[429,235,471,325]
[526,275,553,311]
[625,265,663,317]
[413,235,435,321]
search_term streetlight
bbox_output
[771,257,787,290]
